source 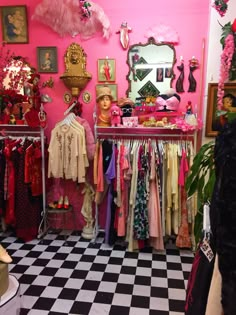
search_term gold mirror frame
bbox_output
[126,37,176,100]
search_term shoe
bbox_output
[57,196,64,209]
[0,245,12,264]
[48,201,58,209]
[64,196,69,209]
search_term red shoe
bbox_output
[64,196,69,209]
[57,196,64,209]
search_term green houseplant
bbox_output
[185,141,216,247]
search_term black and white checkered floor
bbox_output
[0,230,193,315]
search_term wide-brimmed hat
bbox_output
[117,97,134,107]
[96,86,113,102]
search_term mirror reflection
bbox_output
[126,37,176,101]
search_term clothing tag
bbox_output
[200,240,214,262]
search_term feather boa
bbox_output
[32,0,111,40]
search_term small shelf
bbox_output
[96,126,195,139]
[47,206,73,214]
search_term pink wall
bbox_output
[1,0,210,135]
[0,0,210,229]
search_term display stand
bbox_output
[94,126,197,241]
[0,125,47,238]
[46,206,77,242]
[0,275,21,314]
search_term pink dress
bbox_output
[176,149,191,248]
[148,147,164,250]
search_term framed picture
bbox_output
[82,91,92,104]
[156,68,164,82]
[97,58,116,82]
[0,5,28,44]
[205,82,236,137]
[37,46,58,73]
[96,84,118,102]
[165,67,172,78]
[63,92,72,104]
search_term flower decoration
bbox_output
[213,0,229,17]
[0,42,29,114]
[0,89,27,114]
[217,20,236,110]
[79,0,91,20]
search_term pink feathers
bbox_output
[145,24,179,45]
[32,0,111,40]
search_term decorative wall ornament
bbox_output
[144,24,179,45]
[82,91,91,103]
[176,57,185,93]
[188,57,199,93]
[212,0,229,17]
[63,92,72,104]
[32,0,111,40]
[60,43,92,96]
[116,22,132,50]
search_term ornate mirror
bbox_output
[126,37,176,100]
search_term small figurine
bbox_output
[116,22,132,50]
[81,181,95,239]
[9,114,16,125]
[110,104,122,127]
[185,101,197,126]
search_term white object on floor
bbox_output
[0,274,21,314]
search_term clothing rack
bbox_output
[96,126,196,139]
[0,125,47,238]
[94,126,197,242]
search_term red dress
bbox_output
[13,140,41,242]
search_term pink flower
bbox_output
[217,33,235,109]
[232,19,236,33]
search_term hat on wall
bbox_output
[96,86,113,102]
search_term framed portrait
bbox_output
[0,5,29,44]
[82,91,92,104]
[97,58,116,82]
[96,84,118,102]
[63,92,72,104]
[156,68,164,82]
[205,82,236,137]
[37,46,58,73]
[165,67,172,78]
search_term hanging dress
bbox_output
[13,140,41,242]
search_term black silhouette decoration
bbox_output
[176,62,185,93]
[188,57,199,93]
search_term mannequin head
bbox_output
[96,86,113,126]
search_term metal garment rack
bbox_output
[0,125,47,238]
[93,126,197,241]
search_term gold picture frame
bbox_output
[63,92,72,104]
[82,91,91,103]
[205,82,236,137]
[37,46,58,73]
[97,58,116,82]
[0,5,29,44]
